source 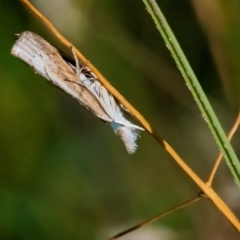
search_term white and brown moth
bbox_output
[11,31,143,153]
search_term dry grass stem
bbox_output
[20,0,240,232]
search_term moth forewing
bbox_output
[11,31,109,119]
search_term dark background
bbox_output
[1,0,240,239]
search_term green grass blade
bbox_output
[142,0,240,186]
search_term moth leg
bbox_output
[70,46,86,77]
[70,46,96,88]
[70,47,100,93]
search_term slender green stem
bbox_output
[142,0,240,186]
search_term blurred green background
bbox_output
[1,0,240,239]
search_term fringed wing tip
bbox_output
[114,126,139,154]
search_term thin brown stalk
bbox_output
[108,195,202,240]
[20,0,240,231]
[207,111,240,186]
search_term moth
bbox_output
[11,31,144,153]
